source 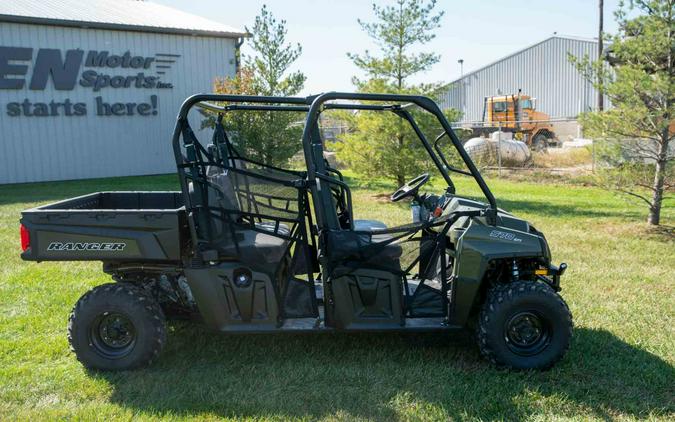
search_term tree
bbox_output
[347,0,444,91]
[209,5,306,166]
[246,5,305,97]
[338,0,457,185]
[333,81,460,184]
[571,0,674,225]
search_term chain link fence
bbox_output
[319,113,601,181]
[450,117,597,178]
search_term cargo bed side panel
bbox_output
[22,212,183,262]
[20,192,185,262]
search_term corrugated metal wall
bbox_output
[439,37,604,123]
[0,22,237,184]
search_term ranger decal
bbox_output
[47,242,126,251]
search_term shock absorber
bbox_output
[511,259,520,282]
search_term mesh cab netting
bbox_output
[180,115,319,318]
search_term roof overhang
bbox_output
[0,13,248,39]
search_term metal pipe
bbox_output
[194,100,400,114]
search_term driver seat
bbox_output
[321,164,402,267]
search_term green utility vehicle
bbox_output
[20,93,571,371]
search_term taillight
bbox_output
[20,224,30,252]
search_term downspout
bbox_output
[235,36,245,75]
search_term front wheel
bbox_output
[477,281,572,370]
[68,283,166,371]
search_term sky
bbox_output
[153,0,623,95]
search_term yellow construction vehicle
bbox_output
[473,90,558,150]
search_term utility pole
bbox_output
[598,0,604,111]
[458,59,464,115]
[592,0,604,173]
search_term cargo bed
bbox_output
[20,192,186,262]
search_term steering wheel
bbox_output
[390,173,430,202]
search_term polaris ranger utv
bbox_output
[20,93,572,371]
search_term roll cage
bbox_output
[171,92,497,246]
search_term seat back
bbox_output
[203,157,241,240]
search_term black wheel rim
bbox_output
[504,311,551,356]
[89,312,136,359]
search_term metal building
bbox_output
[440,36,603,128]
[0,0,245,184]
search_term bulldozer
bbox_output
[471,91,559,150]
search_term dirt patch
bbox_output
[599,221,674,243]
[645,225,675,242]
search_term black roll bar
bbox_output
[301,92,498,223]
[433,131,474,177]
[392,108,455,191]
[171,92,499,239]
[194,100,403,114]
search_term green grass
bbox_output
[0,173,673,421]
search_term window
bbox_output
[492,101,507,112]
[520,99,533,109]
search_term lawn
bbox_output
[0,173,673,421]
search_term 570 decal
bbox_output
[488,230,522,242]
[47,242,126,251]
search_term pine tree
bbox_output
[572,0,674,225]
[211,5,306,167]
[339,0,457,185]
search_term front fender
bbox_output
[451,220,545,325]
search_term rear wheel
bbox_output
[68,283,166,370]
[532,133,548,152]
[477,281,572,370]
